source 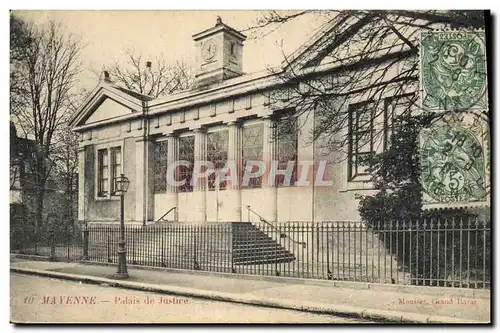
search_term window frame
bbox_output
[347,100,375,182]
[274,113,298,187]
[94,141,123,201]
[177,133,195,193]
[241,120,264,189]
[97,148,109,197]
[206,126,229,191]
[110,146,122,196]
[153,138,169,194]
[383,93,416,151]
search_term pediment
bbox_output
[70,83,147,129]
[83,97,134,125]
[284,14,414,73]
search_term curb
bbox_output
[78,260,490,299]
[11,254,490,299]
[11,267,486,324]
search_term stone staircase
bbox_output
[231,223,296,265]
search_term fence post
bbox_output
[83,226,89,260]
[107,232,111,263]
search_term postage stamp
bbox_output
[420,113,489,208]
[420,30,488,112]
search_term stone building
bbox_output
[69,17,408,225]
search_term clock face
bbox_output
[202,40,217,62]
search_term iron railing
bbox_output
[11,222,84,262]
[156,206,178,222]
[246,205,307,248]
[11,218,490,289]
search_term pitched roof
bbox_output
[112,85,154,102]
[69,82,147,128]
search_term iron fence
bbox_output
[11,221,84,261]
[11,218,490,289]
[85,224,234,272]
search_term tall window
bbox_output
[242,123,263,188]
[207,130,228,191]
[178,136,194,192]
[348,101,375,181]
[97,146,122,197]
[384,93,416,150]
[110,147,122,195]
[154,140,168,193]
[275,117,298,187]
[97,149,108,197]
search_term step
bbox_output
[234,253,294,261]
[234,245,290,250]
[234,243,282,248]
[234,255,296,263]
[231,222,297,266]
[233,257,296,265]
[234,241,279,245]
[234,252,295,259]
[233,240,276,245]
[233,247,293,254]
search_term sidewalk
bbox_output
[10,256,490,323]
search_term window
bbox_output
[242,123,263,188]
[207,130,229,191]
[348,101,375,181]
[275,116,298,186]
[178,136,194,192]
[384,93,416,150]
[97,145,122,198]
[230,43,235,55]
[97,149,108,197]
[110,147,122,195]
[154,140,168,193]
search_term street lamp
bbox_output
[114,173,130,279]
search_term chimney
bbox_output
[146,61,152,69]
[103,70,111,83]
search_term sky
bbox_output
[13,10,329,93]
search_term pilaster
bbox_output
[135,135,154,224]
[226,120,242,221]
[166,133,179,221]
[193,127,207,222]
[261,115,277,222]
[77,147,86,222]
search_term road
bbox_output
[10,273,370,323]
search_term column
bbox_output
[261,115,277,222]
[193,127,207,223]
[227,120,242,221]
[166,133,178,221]
[77,146,86,223]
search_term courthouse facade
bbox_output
[70,17,401,225]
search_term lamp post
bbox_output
[114,173,130,279]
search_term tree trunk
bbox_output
[34,187,44,228]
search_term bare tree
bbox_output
[104,49,194,97]
[249,10,486,155]
[11,17,83,228]
[10,14,34,116]
[51,125,79,224]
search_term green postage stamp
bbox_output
[420,114,489,208]
[420,30,488,112]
